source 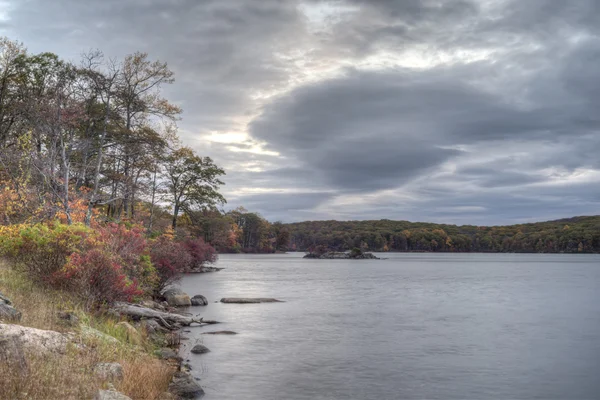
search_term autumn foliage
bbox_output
[0,221,217,306]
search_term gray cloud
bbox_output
[2,0,599,223]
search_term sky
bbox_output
[2,0,599,225]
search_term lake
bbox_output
[178,252,600,400]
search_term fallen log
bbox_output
[111,303,216,327]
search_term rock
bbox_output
[303,251,380,259]
[139,318,165,334]
[93,388,132,400]
[0,335,28,372]
[93,362,124,383]
[149,333,164,345]
[0,290,12,305]
[115,321,142,346]
[201,331,237,335]
[168,371,204,399]
[57,311,79,326]
[0,303,21,322]
[0,323,71,354]
[162,288,192,307]
[190,295,208,306]
[220,298,283,304]
[188,266,223,273]
[80,326,119,344]
[190,344,210,354]
[156,348,182,362]
[159,392,177,400]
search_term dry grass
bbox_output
[0,260,176,400]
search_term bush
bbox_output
[62,250,143,306]
[149,236,192,293]
[0,222,91,285]
[94,223,157,293]
[182,238,217,270]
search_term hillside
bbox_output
[285,216,600,253]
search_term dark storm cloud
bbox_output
[3,0,599,223]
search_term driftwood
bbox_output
[111,303,217,328]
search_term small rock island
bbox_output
[303,248,380,260]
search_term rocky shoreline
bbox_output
[156,283,285,398]
[1,265,285,399]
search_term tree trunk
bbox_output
[85,96,110,226]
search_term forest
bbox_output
[285,216,600,254]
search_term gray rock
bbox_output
[93,388,132,400]
[0,335,28,372]
[139,318,165,334]
[303,251,380,259]
[0,291,12,305]
[156,348,182,362]
[162,288,192,307]
[93,362,124,383]
[201,331,237,335]
[168,371,204,399]
[190,295,208,306]
[188,266,223,273]
[190,344,210,354]
[0,303,21,322]
[57,311,79,326]
[0,323,72,354]
[80,326,119,344]
[220,298,283,304]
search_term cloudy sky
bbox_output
[3,0,599,224]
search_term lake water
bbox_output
[178,253,600,400]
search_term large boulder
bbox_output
[0,335,28,372]
[0,303,21,322]
[93,362,124,383]
[162,288,192,307]
[190,295,208,306]
[190,344,210,354]
[0,323,71,354]
[168,371,204,399]
[220,298,283,304]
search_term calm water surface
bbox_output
[178,253,600,400]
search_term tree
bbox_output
[164,146,225,229]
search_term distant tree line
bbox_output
[283,216,600,253]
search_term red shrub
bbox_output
[62,250,143,306]
[182,238,217,270]
[95,223,148,269]
[149,237,193,292]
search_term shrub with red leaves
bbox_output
[182,238,217,270]
[149,237,193,292]
[62,249,143,306]
[96,223,148,267]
